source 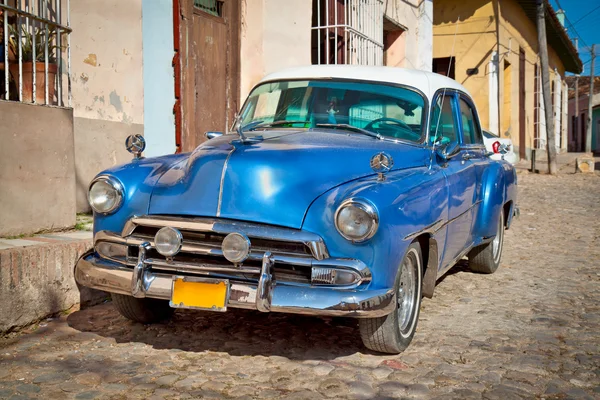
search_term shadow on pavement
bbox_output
[67,302,368,360]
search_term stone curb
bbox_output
[0,236,106,333]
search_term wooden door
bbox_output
[177,0,241,152]
[519,48,526,159]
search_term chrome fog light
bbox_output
[311,267,360,286]
[222,232,251,264]
[88,176,124,214]
[154,227,183,257]
[334,198,379,242]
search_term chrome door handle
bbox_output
[462,153,476,161]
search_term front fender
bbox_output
[302,166,448,289]
[92,153,189,235]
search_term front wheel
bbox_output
[111,293,174,323]
[468,208,505,274]
[359,242,423,354]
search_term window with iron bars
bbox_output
[0,0,71,106]
[311,0,384,66]
[194,0,223,17]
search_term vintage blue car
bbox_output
[75,66,518,354]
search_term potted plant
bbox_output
[7,24,63,104]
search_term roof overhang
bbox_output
[516,0,583,74]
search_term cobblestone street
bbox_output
[1,172,599,400]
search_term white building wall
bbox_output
[554,71,562,152]
[561,80,568,151]
[488,52,499,136]
[383,0,432,71]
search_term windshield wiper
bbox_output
[316,123,382,140]
[244,120,308,132]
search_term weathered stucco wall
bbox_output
[70,0,144,211]
[433,0,497,131]
[240,0,313,100]
[384,0,433,71]
[434,0,569,159]
[0,101,76,237]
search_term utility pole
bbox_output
[586,44,595,153]
[574,38,579,151]
[537,0,557,174]
[575,74,579,150]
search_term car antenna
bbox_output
[429,16,460,170]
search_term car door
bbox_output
[431,91,477,269]
[457,95,487,242]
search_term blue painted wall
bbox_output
[142,0,176,157]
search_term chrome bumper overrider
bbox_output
[75,250,396,318]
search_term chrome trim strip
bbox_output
[75,251,394,318]
[120,215,330,260]
[146,258,261,275]
[403,219,444,241]
[216,146,236,217]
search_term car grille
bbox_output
[121,216,326,285]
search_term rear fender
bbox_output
[473,163,505,239]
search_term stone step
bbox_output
[0,231,106,333]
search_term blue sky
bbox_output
[550,0,600,75]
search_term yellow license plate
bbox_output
[170,277,229,312]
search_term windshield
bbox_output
[238,80,426,143]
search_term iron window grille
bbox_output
[194,0,223,17]
[312,0,384,66]
[1,0,71,106]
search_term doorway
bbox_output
[176,0,241,152]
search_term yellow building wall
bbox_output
[433,0,497,131]
[499,0,566,153]
[434,0,568,157]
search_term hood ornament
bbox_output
[125,134,146,160]
[370,152,394,181]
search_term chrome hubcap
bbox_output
[397,250,417,332]
[492,212,503,263]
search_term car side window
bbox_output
[459,98,483,145]
[430,93,458,145]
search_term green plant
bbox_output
[7,23,65,63]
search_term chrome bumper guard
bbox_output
[75,249,396,318]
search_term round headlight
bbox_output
[222,233,251,264]
[155,227,183,257]
[334,199,379,242]
[88,176,124,214]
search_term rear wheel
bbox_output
[111,293,174,323]
[359,242,423,354]
[468,209,505,274]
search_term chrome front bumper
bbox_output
[75,250,396,318]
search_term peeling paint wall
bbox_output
[70,0,144,211]
[71,1,144,124]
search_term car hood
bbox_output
[148,131,429,229]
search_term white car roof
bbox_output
[259,65,471,102]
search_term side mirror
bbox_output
[435,141,460,161]
[205,131,223,140]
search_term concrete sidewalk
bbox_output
[0,230,105,333]
[515,151,599,174]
